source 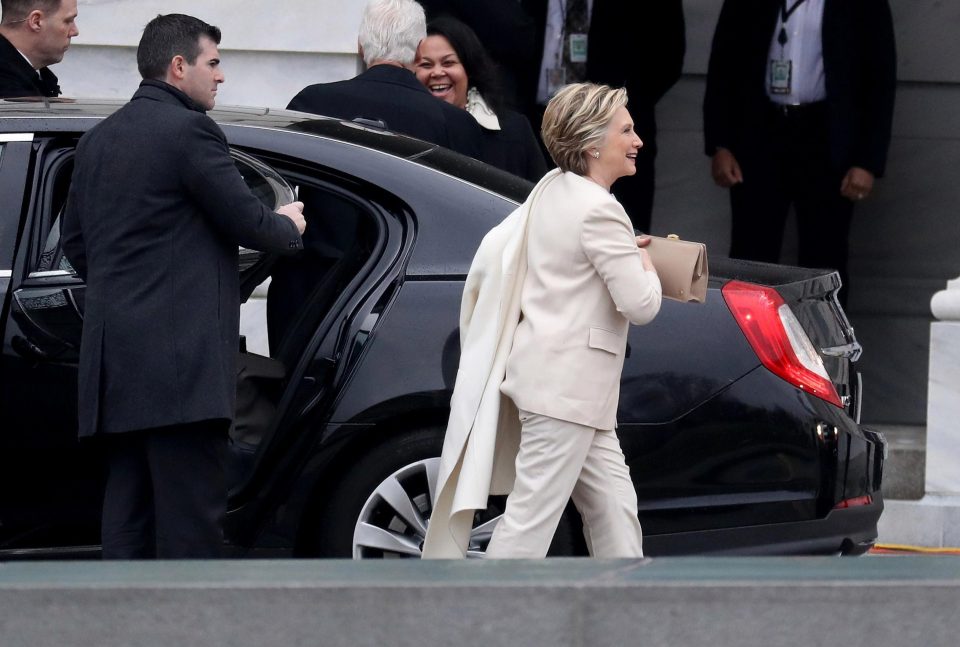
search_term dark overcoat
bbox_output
[519,0,686,152]
[0,32,61,98]
[61,80,303,437]
[703,0,897,177]
[287,64,483,159]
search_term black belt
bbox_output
[768,100,827,118]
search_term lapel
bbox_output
[760,0,784,41]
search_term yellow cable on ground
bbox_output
[872,543,960,555]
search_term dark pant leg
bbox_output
[612,146,655,233]
[145,420,229,559]
[786,105,855,305]
[794,172,855,305]
[729,152,791,263]
[101,433,156,559]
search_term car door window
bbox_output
[0,138,34,274]
[13,146,297,361]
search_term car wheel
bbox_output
[311,428,578,558]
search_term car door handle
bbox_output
[11,335,54,362]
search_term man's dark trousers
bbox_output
[729,102,855,297]
[100,419,229,559]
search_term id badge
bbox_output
[770,59,792,94]
[569,33,588,63]
[546,68,566,96]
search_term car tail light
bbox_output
[833,495,873,509]
[722,280,843,408]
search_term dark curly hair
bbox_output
[426,15,506,118]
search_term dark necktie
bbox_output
[563,0,589,83]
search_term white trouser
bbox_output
[485,409,643,559]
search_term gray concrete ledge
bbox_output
[878,496,960,547]
[874,424,926,500]
[2,557,959,647]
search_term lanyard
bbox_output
[778,0,808,47]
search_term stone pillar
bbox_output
[926,276,960,496]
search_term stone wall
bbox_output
[59,0,362,105]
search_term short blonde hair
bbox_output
[541,83,628,175]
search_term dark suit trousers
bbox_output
[100,420,229,559]
[729,102,855,302]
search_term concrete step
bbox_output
[872,424,925,500]
[878,496,960,547]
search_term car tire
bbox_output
[310,427,579,558]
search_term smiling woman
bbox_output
[422,82,663,560]
[415,16,546,183]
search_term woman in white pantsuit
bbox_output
[487,82,662,558]
[422,83,662,559]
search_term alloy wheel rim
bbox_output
[352,457,503,558]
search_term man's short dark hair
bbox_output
[136,14,222,81]
[1,0,62,23]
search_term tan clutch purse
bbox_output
[644,234,709,303]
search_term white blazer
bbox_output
[501,171,661,431]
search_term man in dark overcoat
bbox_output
[287,0,482,159]
[704,0,897,304]
[514,0,686,232]
[0,0,78,98]
[61,13,306,559]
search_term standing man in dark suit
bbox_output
[704,0,896,303]
[61,14,306,559]
[0,0,78,98]
[519,0,686,232]
[288,0,482,159]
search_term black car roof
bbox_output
[0,98,532,203]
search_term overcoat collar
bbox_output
[0,31,61,97]
[133,79,208,113]
[357,63,433,95]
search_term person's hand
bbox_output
[711,148,743,188]
[840,167,875,202]
[277,201,306,235]
[635,235,656,273]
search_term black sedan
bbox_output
[0,100,884,559]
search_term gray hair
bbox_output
[541,83,629,175]
[358,0,426,66]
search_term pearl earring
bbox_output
[591,150,600,159]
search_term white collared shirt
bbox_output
[537,0,595,105]
[16,47,38,73]
[766,0,827,105]
[465,87,501,131]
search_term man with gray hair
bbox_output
[0,0,77,98]
[288,0,481,158]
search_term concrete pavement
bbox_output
[1,557,959,647]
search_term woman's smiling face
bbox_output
[415,35,469,109]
